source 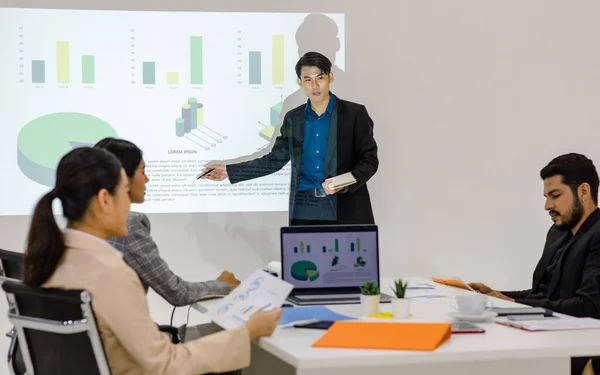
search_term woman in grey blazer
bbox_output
[95,138,241,341]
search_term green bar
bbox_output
[307,245,311,253]
[272,35,284,84]
[190,36,203,84]
[188,98,197,129]
[167,72,179,84]
[300,242,304,253]
[335,239,339,252]
[357,238,361,252]
[329,248,332,252]
[175,118,185,137]
[56,41,70,83]
[270,102,283,126]
[82,55,95,84]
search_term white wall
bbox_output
[1,0,600,372]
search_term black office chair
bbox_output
[0,249,25,375]
[0,248,24,281]
[2,280,111,375]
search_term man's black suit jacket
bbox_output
[503,209,600,318]
[227,96,378,224]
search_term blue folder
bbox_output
[278,306,356,325]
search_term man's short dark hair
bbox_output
[540,153,600,205]
[295,52,332,78]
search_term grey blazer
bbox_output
[108,212,230,306]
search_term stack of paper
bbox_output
[327,172,357,190]
[207,270,293,329]
[496,317,600,332]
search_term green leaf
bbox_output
[360,281,380,295]
[391,278,408,298]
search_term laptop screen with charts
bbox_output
[280,225,388,304]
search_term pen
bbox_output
[278,318,320,328]
[196,168,214,179]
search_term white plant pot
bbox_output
[360,294,380,317]
[391,298,411,319]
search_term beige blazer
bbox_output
[44,229,250,375]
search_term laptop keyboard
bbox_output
[293,294,360,300]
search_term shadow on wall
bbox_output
[182,14,353,274]
[183,211,286,275]
[220,13,352,166]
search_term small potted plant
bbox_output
[390,278,410,319]
[359,281,380,316]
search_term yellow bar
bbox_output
[259,125,275,141]
[197,105,204,127]
[272,35,284,85]
[56,41,70,83]
[166,72,180,85]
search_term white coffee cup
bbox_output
[455,293,487,315]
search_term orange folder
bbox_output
[431,277,472,291]
[312,322,452,351]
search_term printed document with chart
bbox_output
[207,269,293,329]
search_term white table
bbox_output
[193,278,600,375]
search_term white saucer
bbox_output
[449,311,498,322]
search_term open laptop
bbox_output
[280,225,391,305]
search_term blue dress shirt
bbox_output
[298,94,335,191]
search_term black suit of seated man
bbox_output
[470,153,600,375]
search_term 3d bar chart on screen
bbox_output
[0,8,345,215]
[258,97,284,142]
[174,97,227,150]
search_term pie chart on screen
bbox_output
[291,260,320,282]
[17,112,117,187]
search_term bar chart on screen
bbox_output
[282,231,378,288]
[0,8,345,215]
[131,28,205,88]
[17,26,101,88]
[236,29,292,87]
[291,237,368,254]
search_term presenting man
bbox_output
[469,153,600,318]
[201,52,378,225]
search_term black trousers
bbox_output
[291,218,338,226]
[290,190,337,223]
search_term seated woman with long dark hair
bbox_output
[23,147,281,375]
[95,137,242,342]
[94,138,239,309]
